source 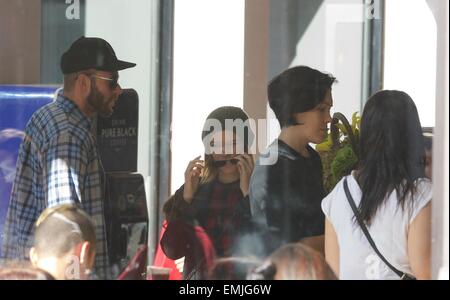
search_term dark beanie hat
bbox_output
[201,106,254,149]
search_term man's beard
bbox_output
[87,83,112,118]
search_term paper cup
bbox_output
[146,266,171,280]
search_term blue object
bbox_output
[0,85,59,251]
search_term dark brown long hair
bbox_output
[356,90,426,224]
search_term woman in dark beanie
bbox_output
[161,106,255,279]
[249,66,336,256]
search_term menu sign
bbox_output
[97,89,138,172]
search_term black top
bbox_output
[249,139,325,253]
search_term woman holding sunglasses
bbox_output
[160,106,255,280]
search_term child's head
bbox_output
[0,261,55,280]
[29,204,96,280]
[201,106,254,182]
[268,66,336,144]
[208,256,261,280]
[248,243,337,280]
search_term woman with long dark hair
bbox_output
[322,90,432,279]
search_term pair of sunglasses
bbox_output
[92,74,119,89]
[213,158,240,168]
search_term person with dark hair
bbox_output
[208,256,261,280]
[322,90,432,280]
[422,130,433,179]
[161,106,255,279]
[29,204,96,280]
[247,243,337,280]
[1,36,136,279]
[249,66,336,256]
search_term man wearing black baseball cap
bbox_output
[61,36,136,117]
[61,36,136,75]
[1,37,136,279]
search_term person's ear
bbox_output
[77,74,91,98]
[78,241,89,265]
[79,241,95,269]
[29,247,38,267]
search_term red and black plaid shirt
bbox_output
[161,179,251,279]
[202,179,246,258]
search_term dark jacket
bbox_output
[249,139,326,254]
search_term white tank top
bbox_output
[321,173,432,280]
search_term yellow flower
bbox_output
[316,134,333,152]
[351,112,361,135]
[316,111,360,193]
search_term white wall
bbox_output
[268,0,364,144]
[85,0,153,179]
[171,0,245,194]
[85,0,160,264]
[384,0,437,127]
[426,0,449,280]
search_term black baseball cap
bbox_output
[60,36,136,74]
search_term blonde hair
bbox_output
[200,155,217,184]
[34,204,96,257]
[269,243,337,280]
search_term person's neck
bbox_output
[217,171,240,184]
[279,128,309,157]
[63,90,94,118]
[36,256,68,280]
[37,253,88,280]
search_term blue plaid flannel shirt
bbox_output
[0,91,110,279]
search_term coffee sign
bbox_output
[97,89,138,172]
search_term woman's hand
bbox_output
[183,156,204,203]
[236,153,254,197]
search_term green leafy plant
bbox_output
[316,112,361,193]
